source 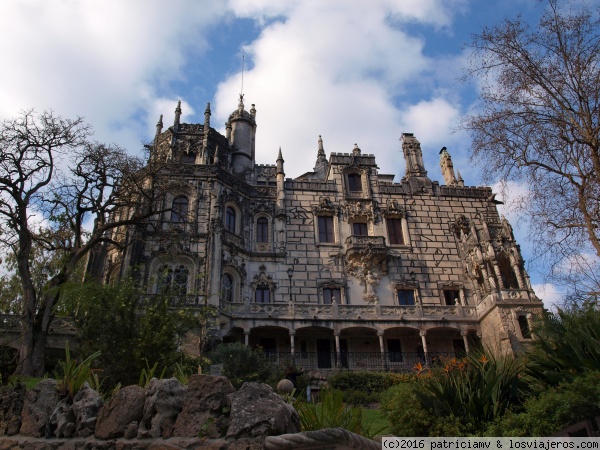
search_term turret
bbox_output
[313,135,328,180]
[201,102,211,164]
[227,94,257,174]
[276,147,285,211]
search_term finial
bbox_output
[277,147,283,160]
[457,170,463,181]
[352,143,361,156]
[174,101,182,128]
[277,147,284,175]
[250,104,256,116]
[238,94,244,112]
[317,135,325,157]
[156,114,163,134]
[205,102,211,116]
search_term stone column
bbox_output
[244,330,250,346]
[290,331,296,356]
[378,331,387,370]
[420,330,429,364]
[334,332,341,368]
[461,330,470,354]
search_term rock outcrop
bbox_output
[19,379,60,437]
[95,384,145,439]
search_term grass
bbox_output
[362,408,391,437]
[8,376,46,390]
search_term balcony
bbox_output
[220,300,478,321]
[264,351,458,372]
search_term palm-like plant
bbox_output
[416,351,524,433]
[295,390,363,434]
[525,304,600,389]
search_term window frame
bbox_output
[322,287,341,305]
[347,173,362,192]
[256,217,269,243]
[255,283,271,303]
[386,217,405,245]
[318,215,336,243]
[352,222,369,236]
[397,288,416,306]
[171,195,189,223]
[225,206,237,234]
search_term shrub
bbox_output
[416,351,524,434]
[207,343,274,389]
[380,381,463,436]
[486,371,600,436]
[328,371,414,395]
[56,342,100,400]
[295,389,363,434]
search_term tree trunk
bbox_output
[15,321,47,377]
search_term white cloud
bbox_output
[0,0,226,153]
[532,283,564,311]
[213,0,468,179]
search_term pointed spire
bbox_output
[277,147,284,175]
[204,102,211,130]
[456,170,464,187]
[317,135,326,159]
[155,114,163,137]
[173,101,182,129]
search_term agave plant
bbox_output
[56,341,101,400]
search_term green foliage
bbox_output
[416,352,524,434]
[65,279,198,388]
[525,304,600,389]
[486,371,600,437]
[138,360,167,388]
[381,381,462,437]
[295,389,363,434]
[56,341,100,400]
[328,371,414,405]
[207,343,273,389]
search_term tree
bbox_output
[463,0,600,293]
[65,279,198,388]
[0,110,175,376]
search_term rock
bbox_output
[20,379,61,437]
[276,379,294,394]
[95,384,145,439]
[0,383,25,436]
[227,382,300,439]
[138,378,186,439]
[50,398,75,438]
[123,420,138,439]
[173,374,235,438]
[72,384,103,437]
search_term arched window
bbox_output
[225,206,236,233]
[256,217,269,242]
[171,196,189,223]
[255,283,270,303]
[222,273,234,302]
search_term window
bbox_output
[225,206,236,233]
[256,217,269,242]
[348,173,362,192]
[387,218,404,245]
[318,216,335,243]
[498,252,519,289]
[397,289,415,306]
[157,264,188,295]
[387,339,402,362]
[172,265,188,295]
[171,196,189,223]
[518,315,531,339]
[222,274,233,302]
[255,283,270,303]
[323,288,341,304]
[444,289,460,306]
[352,222,368,236]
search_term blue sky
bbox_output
[0,0,577,306]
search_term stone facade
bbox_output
[98,95,543,370]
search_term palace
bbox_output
[96,96,543,371]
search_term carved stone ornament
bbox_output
[342,201,377,222]
[345,246,389,303]
[381,199,403,217]
[311,196,337,215]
